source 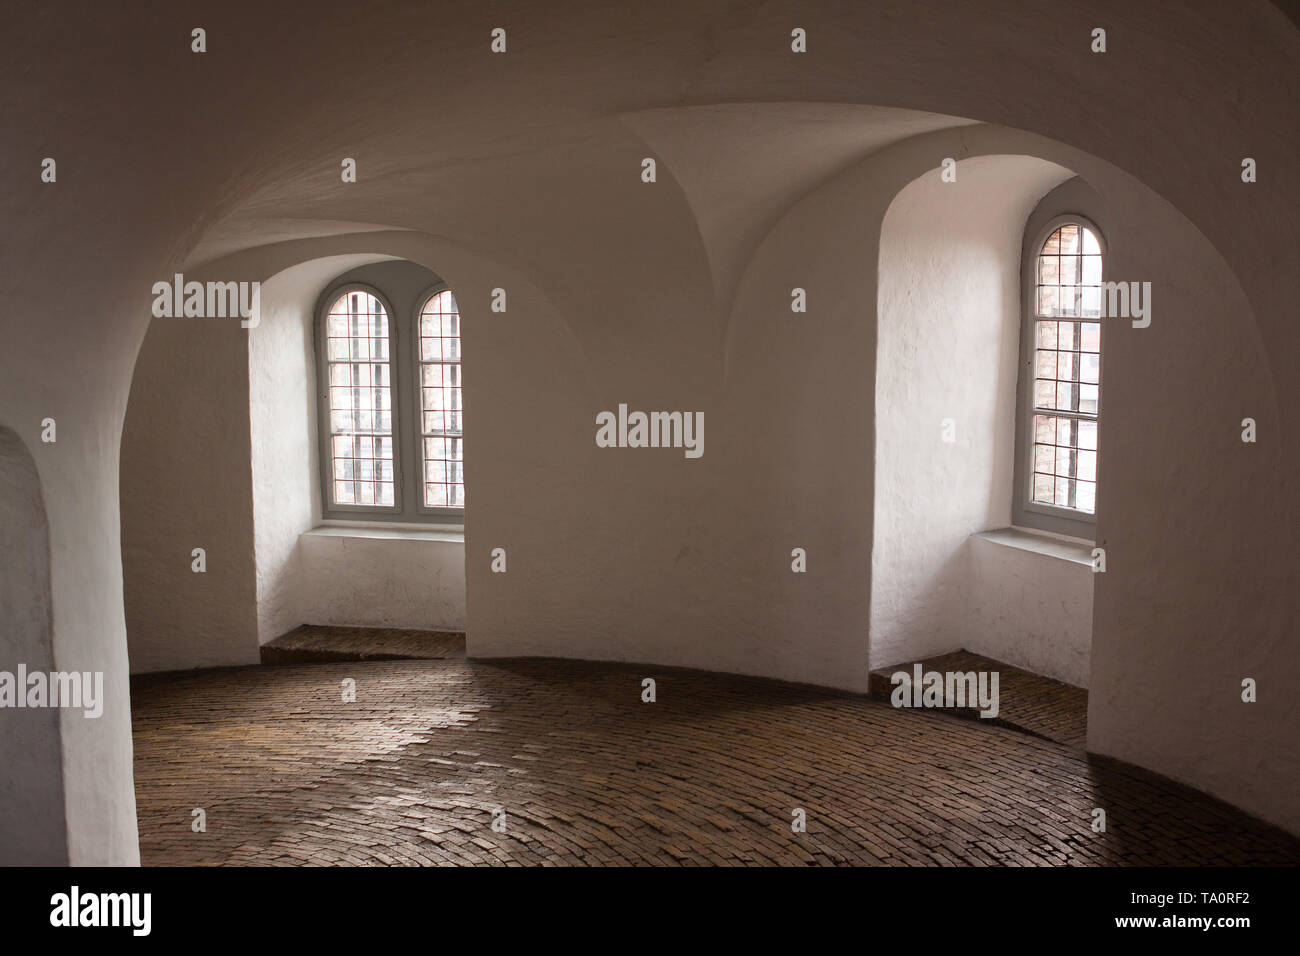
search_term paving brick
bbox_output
[870,649,1088,748]
[130,657,1299,866]
[261,626,465,665]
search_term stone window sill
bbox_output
[305,522,465,544]
[973,526,1094,566]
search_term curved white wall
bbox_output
[121,286,261,673]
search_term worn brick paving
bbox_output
[261,625,465,664]
[130,658,1299,866]
[869,650,1089,749]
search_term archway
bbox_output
[0,426,66,864]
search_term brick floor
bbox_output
[870,650,1088,749]
[130,658,1300,866]
[261,625,466,664]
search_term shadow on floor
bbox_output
[869,649,1088,749]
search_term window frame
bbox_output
[314,277,467,526]
[411,284,467,521]
[1013,213,1107,540]
[315,281,406,519]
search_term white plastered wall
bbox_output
[250,256,467,643]
[967,536,1093,688]
[871,155,1080,672]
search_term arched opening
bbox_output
[254,258,468,650]
[870,155,1099,746]
[0,426,66,864]
[120,255,470,674]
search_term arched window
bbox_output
[417,289,465,511]
[323,286,396,509]
[315,271,465,523]
[1016,217,1104,536]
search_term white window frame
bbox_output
[1012,214,1107,540]
[412,285,466,520]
